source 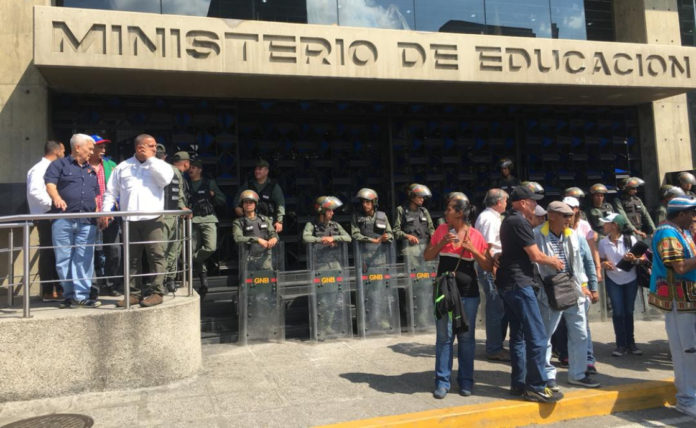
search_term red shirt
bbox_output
[430,223,488,261]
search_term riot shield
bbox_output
[307,242,352,341]
[354,241,400,337]
[238,242,285,345]
[404,242,437,333]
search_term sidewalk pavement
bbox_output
[0,318,678,427]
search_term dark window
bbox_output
[415,0,485,33]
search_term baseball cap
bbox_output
[599,213,628,229]
[190,159,203,168]
[547,201,574,215]
[510,186,544,202]
[256,158,270,168]
[534,205,547,217]
[173,151,190,161]
[667,196,696,214]
[156,143,166,155]
[562,196,580,209]
[90,134,111,145]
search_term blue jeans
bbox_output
[434,296,480,392]
[605,276,638,349]
[537,290,588,382]
[52,218,96,301]
[477,266,508,354]
[502,285,548,393]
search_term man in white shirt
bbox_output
[102,134,174,307]
[26,140,65,300]
[475,188,510,361]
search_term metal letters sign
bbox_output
[34,6,696,90]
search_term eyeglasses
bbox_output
[563,214,574,218]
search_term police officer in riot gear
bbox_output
[677,171,696,197]
[613,177,655,239]
[187,159,226,297]
[351,188,393,244]
[233,159,285,233]
[233,190,279,271]
[654,184,685,225]
[303,196,351,262]
[496,158,520,194]
[393,184,435,266]
[162,151,190,292]
[585,183,614,235]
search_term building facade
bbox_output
[2,1,696,271]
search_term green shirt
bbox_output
[351,211,393,242]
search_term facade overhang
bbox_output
[34,5,696,105]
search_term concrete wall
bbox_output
[615,0,694,206]
[0,293,202,402]
[0,0,51,213]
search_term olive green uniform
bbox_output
[654,204,668,226]
[163,166,187,283]
[585,202,614,236]
[233,214,279,271]
[614,194,655,235]
[189,178,226,274]
[351,211,393,268]
[233,179,285,225]
[392,205,434,268]
[303,220,351,270]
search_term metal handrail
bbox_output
[0,209,193,318]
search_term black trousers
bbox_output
[36,220,59,293]
[94,219,122,292]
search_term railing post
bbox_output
[122,219,131,309]
[22,222,31,318]
[7,228,14,306]
[187,216,193,297]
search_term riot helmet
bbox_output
[356,188,379,206]
[678,171,696,186]
[499,158,513,169]
[408,183,432,199]
[316,196,343,214]
[239,189,260,205]
[623,177,645,189]
[589,183,608,194]
[660,184,685,199]
[565,187,585,199]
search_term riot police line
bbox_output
[232,186,438,344]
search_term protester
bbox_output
[424,192,493,399]
[475,188,510,361]
[102,134,174,307]
[44,134,100,308]
[26,140,64,300]
[534,201,599,388]
[649,196,696,418]
[598,213,644,356]
[496,186,564,403]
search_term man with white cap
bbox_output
[649,196,696,418]
[554,196,600,374]
[531,205,547,228]
[534,200,599,389]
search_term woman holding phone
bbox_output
[598,213,643,357]
[424,192,493,399]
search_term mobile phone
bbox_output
[449,227,459,242]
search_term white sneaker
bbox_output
[675,402,696,418]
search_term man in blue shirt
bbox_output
[44,133,101,308]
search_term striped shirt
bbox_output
[548,232,569,273]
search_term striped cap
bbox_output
[667,197,696,214]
